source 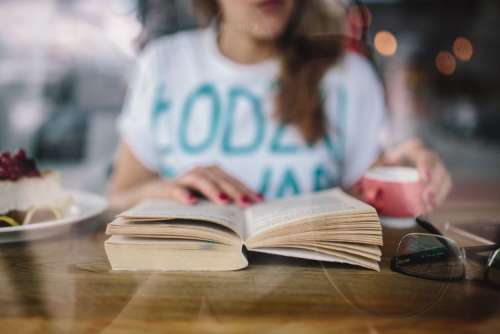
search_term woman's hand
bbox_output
[379,138,453,213]
[166,165,263,207]
[108,142,262,210]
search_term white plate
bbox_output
[0,190,108,243]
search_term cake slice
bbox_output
[0,149,72,227]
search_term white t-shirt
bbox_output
[118,26,386,199]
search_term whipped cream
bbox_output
[0,172,72,214]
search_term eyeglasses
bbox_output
[391,232,500,287]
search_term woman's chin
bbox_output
[251,24,287,41]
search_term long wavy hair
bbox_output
[192,0,345,143]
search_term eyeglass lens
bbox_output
[396,234,465,280]
[487,249,500,286]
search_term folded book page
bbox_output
[107,217,241,246]
[119,199,246,238]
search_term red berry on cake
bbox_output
[0,149,72,227]
[0,152,11,166]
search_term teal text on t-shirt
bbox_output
[150,82,347,198]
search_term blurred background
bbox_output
[0,0,499,196]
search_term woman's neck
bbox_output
[218,24,277,64]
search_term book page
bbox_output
[106,218,242,245]
[244,188,374,238]
[251,247,379,271]
[119,199,245,238]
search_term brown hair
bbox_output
[194,0,344,143]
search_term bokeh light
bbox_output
[374,31,398,57]
[453,37,474,61]
[436,51,457,75]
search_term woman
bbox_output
[109,0,451,212]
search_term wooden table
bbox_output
[1,191,500,333]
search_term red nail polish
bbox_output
[219,192,229,201]
[241,195,252,204]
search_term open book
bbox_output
[105,189,383,271]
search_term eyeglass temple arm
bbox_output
[465,244,500,253]
[416,217,444,235]
[464,244,500,264]
[416,217,500,256]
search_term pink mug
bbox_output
[360,167,425,217]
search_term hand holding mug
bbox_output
[360,167,424,217]
[377,138,452,214]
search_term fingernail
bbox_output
[219,192,229,202]
[241,195,252,204]
[186,193,197,203]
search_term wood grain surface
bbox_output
[1,189,499,334]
